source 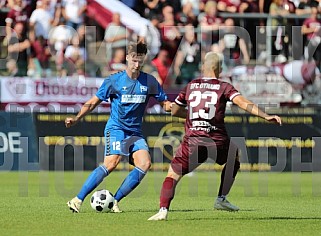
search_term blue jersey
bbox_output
[96,70,168,133]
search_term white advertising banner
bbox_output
[0,77,107,112]
[0,77,104,102]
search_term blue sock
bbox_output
[114,167,146,202]
[77,165,109,201]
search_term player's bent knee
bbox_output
[104,163,117,172]
[166,166,182,181]
[137,161,151,172]
[103,160,118,172]
[167,172,181,181]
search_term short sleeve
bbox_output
[174,85,188,106]
[96,78,113,101]
[224,82,240,101]
[154,82,168,102]
[29,11,37,24]
[147,74,168,102]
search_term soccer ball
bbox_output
[90,189,114,212]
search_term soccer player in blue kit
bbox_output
[65,41,172,213]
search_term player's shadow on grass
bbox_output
[255,217,321,220]
[125,209,209,213]
[125,209,201,213]
[179,216,321,221]
[126,209,255,213]
[125,208,257,213]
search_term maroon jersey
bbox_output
[175,77,240,144]
[5,7,28,26]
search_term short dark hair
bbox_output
[127,41,148,55]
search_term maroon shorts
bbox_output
[171,136,238,175]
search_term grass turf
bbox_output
[0,171,321,236]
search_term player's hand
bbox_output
[162,101,173,112]
[265,115,282,126]
[65,117,79,128]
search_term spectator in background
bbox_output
[301,7,321,70]
[176,1,198,27]
[29,0,54,77]
[180,0,199,15]
[48,18,73,76]
[199,0,208,12]
[5,0,28,39]
[7,22,30,76]
[108,48,127,75]
[5,59,19,76]
[295,0,313,59]
[259,0,272,13]
[143,0,182,18]
[159,5,181,61]
[297,0,319,11]
[218,18,250,71]
[296,0,313,22]
[0,0,7,8]
[284,0,296,59]
[45,0,62,19]
[61,0,86,30]
[268,0,290,61]
[199,1,223,52]
[174,25,201,84]
[77,24,87,49]
[152,48,172,87]
[47,0,63,36]
[140,15,162,60]
[29,0,54,42]
[239,0,259,59]
[143,0,163,18]
[64,35,87,76]
[258,0,272,26]
[217,0,241,13]
[23,0,34,17]
[6,0,34,15]
[104,12,129,63]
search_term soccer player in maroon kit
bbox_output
[148,52,282,221]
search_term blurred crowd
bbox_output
[1,0,87,78]
[0,0,321,89]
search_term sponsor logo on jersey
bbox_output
[191,121,217,132]
[190,83,220,90]
[121,95,146,103]
[122,86,127,91]
[192,121,211,127]
[140,86,148,93]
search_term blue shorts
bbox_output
[104,129,149,156]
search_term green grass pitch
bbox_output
[0,171,321,236]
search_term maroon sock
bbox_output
[160,177,178,209]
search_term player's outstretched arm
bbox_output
[232,95,282,125]
[65,95,102,128]
[171,103,187,118]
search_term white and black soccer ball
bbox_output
[90,189,114,212]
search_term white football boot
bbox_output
[67,197,82,213]
[111,200,123,213]
[214,197,239,211]
[148,208,168,221]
